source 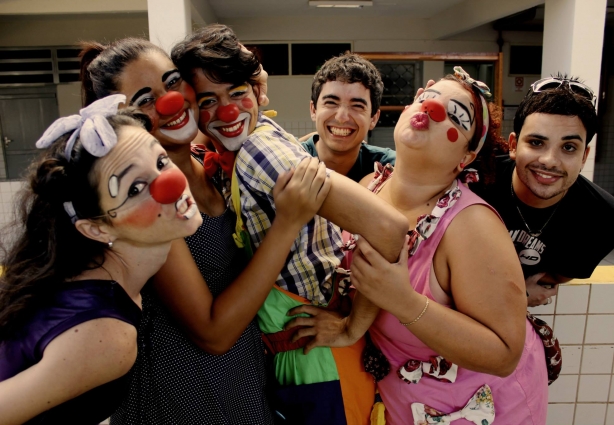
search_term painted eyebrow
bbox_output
[196,83,248,101]
[130,87,152,104]
[161,69,179,83]
[424,89,441,95]
[115,139,160,187]
[450,99,475,124]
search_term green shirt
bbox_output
[301,134,396,183]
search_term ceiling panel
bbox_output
[206,0,466,19]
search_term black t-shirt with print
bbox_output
[472,156,614,279]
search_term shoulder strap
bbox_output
[231,156,254,259]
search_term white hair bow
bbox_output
[411,385,495,425]
[35,94,126,160]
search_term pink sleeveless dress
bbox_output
[367,170,548,425]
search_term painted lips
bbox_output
[162,109,189,130]
[175,194,198,220]
[215,119,245,138]
[410,112,430,130]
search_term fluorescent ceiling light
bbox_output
[309,1,373,8]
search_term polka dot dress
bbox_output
[111,209,273,425]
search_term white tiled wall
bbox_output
[275,120,316,140]
[530,283,614,425]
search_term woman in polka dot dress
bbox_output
[79,33,330,425]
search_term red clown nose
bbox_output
[420,99,446,123]
[149,168,187,204]
[155,91,184,116]
[217,104,240,123]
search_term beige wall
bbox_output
[0,14,149,46]
[56,83,82,117]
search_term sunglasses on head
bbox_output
[530,77,597,106]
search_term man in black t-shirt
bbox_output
[473,76,614,307]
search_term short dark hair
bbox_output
[514,86,598,146]
[311,53,383,117]
[171,24,261,87]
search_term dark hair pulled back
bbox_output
[79,38,166,106]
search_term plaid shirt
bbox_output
[234,114,344,304]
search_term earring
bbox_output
[107,241,113,249]
[459,162,465,169]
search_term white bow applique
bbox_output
[411,384,495,425]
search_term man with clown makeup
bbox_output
[172,25,408,425]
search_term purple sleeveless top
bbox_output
[368,179,548,425]
[0,279,141,425]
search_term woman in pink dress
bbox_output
[287,69,548,425]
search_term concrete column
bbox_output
[147,0,191,54]
[542,0,607,180]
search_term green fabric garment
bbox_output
[301,134,396,183]
[258,288,339,386]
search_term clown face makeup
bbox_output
[95,125,201,245]
[190,68,259,152]
[117,51,199,148]
[394,80,477,171]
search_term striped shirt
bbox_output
[234,114,344,305]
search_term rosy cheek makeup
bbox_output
[241,98,254,109]
[183,84,196,101]
[115,199,162,228]
[199,110,211,126]
[447,128,459,142]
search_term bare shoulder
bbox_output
[44,317,137,384]
[446,203,508,241]
[0,318,137,424]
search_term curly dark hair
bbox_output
[171,24,261,88]
[0,110,150,342]
[80,38,167,107]
[514,79,597,146]
[311,53,383,117]
[441,74,506,185]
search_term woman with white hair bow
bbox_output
[0,94,326,425]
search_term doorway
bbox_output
[0,85,59,180]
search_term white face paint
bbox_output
[159,110,198,142]
[108,175,119,198]
[207,112,251,152]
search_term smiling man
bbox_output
[474,76,614,307]
[302,54,395,182]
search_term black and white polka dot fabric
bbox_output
[111,210,273,425]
